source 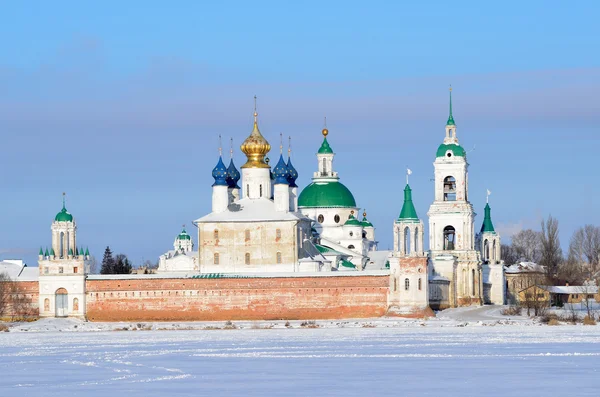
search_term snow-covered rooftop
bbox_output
[194,198,309,223]
[0,260,38,281]
[505,262,546,274]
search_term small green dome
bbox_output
[55,207,73,222]
[298,181,357,208]
[436,143,465,158]
[361,211,373,228]
[177,228,191,240]
[318,137,333,154]
[344,214,362,227]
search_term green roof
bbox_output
[398,184,419,221]
[481,203,496,234]
[50,248,55,256]
[39,247,44,256]
[318,137,333,154]
[340,259,356,268]
[361,219,374,228]
[315,244,345,256]
[344,214,362,227]
[44,247,49,257]
[298,181,356,208]
[85,247,90,256]
[436,143,465,158]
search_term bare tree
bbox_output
[540,215,563,284]
[569,225,600,278]
[501,244,519,265]
[0,272,11,318]
[577,282,598,321]
[520,272,548,317]
[511,229,543,263]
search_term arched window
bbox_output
[418,278,422,291]
[60,231,65,258]
[276,252,282,264]
[414,227,419,253]
[334,215,340,223]
[73,298,79,312]
[259,185,263,197]
[484,239,489,262]
[214,229,219,240]
[322,158,327,175]
[443,176,456,201]
[246,184,249,197]
[276,229,281,240]
[443,226,455,250]
[463,269,468,295]
[245,229,250,241]
[348,245,355,249]
[472,269,476,296]
[362,231,367,239]
[245,253,250,265]
[493,240,497,262]
[404,227,411,255]
[394,278,398,292]
[214,253,219,265]
[318,214,324,223]
[404,278,410,291]
[44,298,50,312]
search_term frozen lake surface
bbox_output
[1,323,600,396]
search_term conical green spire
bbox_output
[85,247,89,256]
[398,184,419,221]
[50,248,55,256]
[481,203,496,233]
[39,247,44,256]
[44,247,49,257]
[68,248,74,256]
[446,87,455,126]
[318,137,333,154]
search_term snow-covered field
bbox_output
[1,310,600,396]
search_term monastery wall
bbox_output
[85,274,389,321]
[2,281,39,320]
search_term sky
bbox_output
[0,1,599,267]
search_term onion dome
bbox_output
[286,158,298,187]
[212,156,228,186]
[273,154,290,185]
[55,197,73,222]
[318,127,333,154]
[177,227,192,241]
[226,159,241,188]
[240,103,271,169]
[398,184,419,222]
[361,211,374,228]
[480,203,496,234]
[344,212,362,227]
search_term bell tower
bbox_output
[427,88,482,307]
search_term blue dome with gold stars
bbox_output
[273,154,289,185]
[286,158,298,188]
[212,156,228,186]
[226,159,241,188]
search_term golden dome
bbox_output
[241,111,271,169]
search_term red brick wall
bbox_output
[85,275,389,321]
[1,281,39,319]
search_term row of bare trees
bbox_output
[0,273,36,321]
[502,216,600,285]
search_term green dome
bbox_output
[55,207,73,222]
[344,214,362,227]
[298,181,357,208]
[318,137,333,154]
[436,143,465,158]
[177,228,191,240]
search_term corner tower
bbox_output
[476,195,505,305]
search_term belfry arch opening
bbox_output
[443,176,456,201]
[404,227,411,255]
[443,226,455,250]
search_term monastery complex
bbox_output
[3,90,507,321]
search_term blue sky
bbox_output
[0,1,599,266]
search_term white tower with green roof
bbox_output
[427,88,482,308]
[477,198,505,304]
[394,184,425,256]
[38,194,89,318]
